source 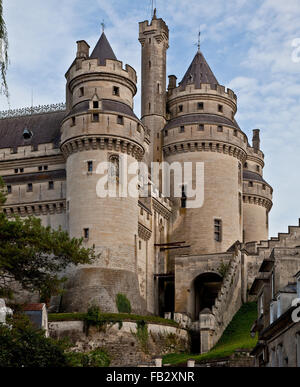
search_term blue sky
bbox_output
[1,0,300,237]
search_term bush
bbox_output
[116,293,131,314]
[0,313,68,367]
[66,349,110,367]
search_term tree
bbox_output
[0,0,8,98]
[0,177,97,299]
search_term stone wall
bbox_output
[49,320,189,367]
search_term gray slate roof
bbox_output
[90,32,117,65]
[0,111,65,150]
[179,51,219,89]
[243,170,267,184]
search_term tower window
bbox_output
[149,103,151,112]
[44,166,48,171]
[71,116,76,126]
[262,184,266,190]
[180,126,185,133]
[117,115,124,125]
[38,166,43,171]
[27,183,33,192]
[79,87,84,97]
[84,228,89,239]
[139,240,142,250]
[149,61,151,68]
[248,181,253,187]
[244,162,248,169]
[181,185,187,208]
[87,161,93,173]
[197,102,204,110]
[113,86,120,96]
[234,129,238,137]
[218,104,223,113]
[256,165,260,172]
[92,113,99,122]
[14,169,18,174]
[149,38,151,44]
[179,105,183,113]
[48,181,54,190]
[214,219,222,242]
[198,124,204,131]
[7,185,12,194]
[20,168,24,173]
[93,101,99,109]
[217,125,223,132]
[164,130,168,137]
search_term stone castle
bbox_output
[0,11,275,352]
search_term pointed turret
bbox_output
[179,51,219,89]
[90,32,117,65]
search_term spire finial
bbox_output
[153,7,157,19]
[101,20,105,33]
[197,30,201,53]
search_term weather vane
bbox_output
[197,30,201,52]
[101,20,105,33]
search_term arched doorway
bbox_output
[192,272,223,321]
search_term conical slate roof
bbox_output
[179,51,219,89]
[90,32,117,65]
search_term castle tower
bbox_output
[139,10,169,167]
[164,49,247,256]
[243,130,273,243]
[60,32,147,313]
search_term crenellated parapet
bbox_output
[139,18,169,48]
[2,200,66,218]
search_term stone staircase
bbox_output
[199,251,242,352]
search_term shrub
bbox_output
[115,293,131,314]
[66,349,110,367]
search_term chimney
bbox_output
[168,75,177,90]
[252,129,260,152]
[76,40,90,59]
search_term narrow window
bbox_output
[79,87,84,97]
[164,130,168,137]
[179,105,183,113]
[149,38,151,44]
[157,83,160,93]
[214,219,222,242]
[139,240,142,250]
[84,228,89,239]
[44,166,48,171]
[20,168,24,173]
[197,102,204,110]
[256,165,260,172]
[217,125,223,132]
[14,169,18,174]
[234,129,238,137]
[244,162,248,169]
[71,116,76,126]
[248,181,253,187]
[238,163,242,184]
[113,86,120,96]
[93,101,99,109]
[117,115,124,125]
[181,185,187,209]
[87,161,93,173]
[149,102,151,112]
[259,293,264,316]
[92,113,99,122]
[137,124,141,133]
[149,61,151,68]
[48,181,54,190]
[38,166,43,171]
[198,124,204,131]
[180,126,185,133]
[239,192,242,216]
[109,155,120,183]
[7,185,12,194]
[262,184,266,190]
[218,104,223,113]
[27,183,33,192]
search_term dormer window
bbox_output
[113,86,120,96]
[93,101,99,109]
[23,129,33,140]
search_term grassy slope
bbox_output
[48,312,179,328]
[163,302,258,365]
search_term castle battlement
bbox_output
[139,18,169,42]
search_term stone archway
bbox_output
[191,272,223,321]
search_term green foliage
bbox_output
[49,312,179,327]
[65,349,110,367]
[218,261,231,278]
[0,0,9,98]
[115,293,131,314]
[133,320,149,353]
[0,176,7,207]
[163,302,258,365]
[0,313,68,367]
[0,211,96,299]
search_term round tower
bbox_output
[60,32,146,313]
[243,130,273,243]
[139,10,169,166]
[164,49,248,255]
